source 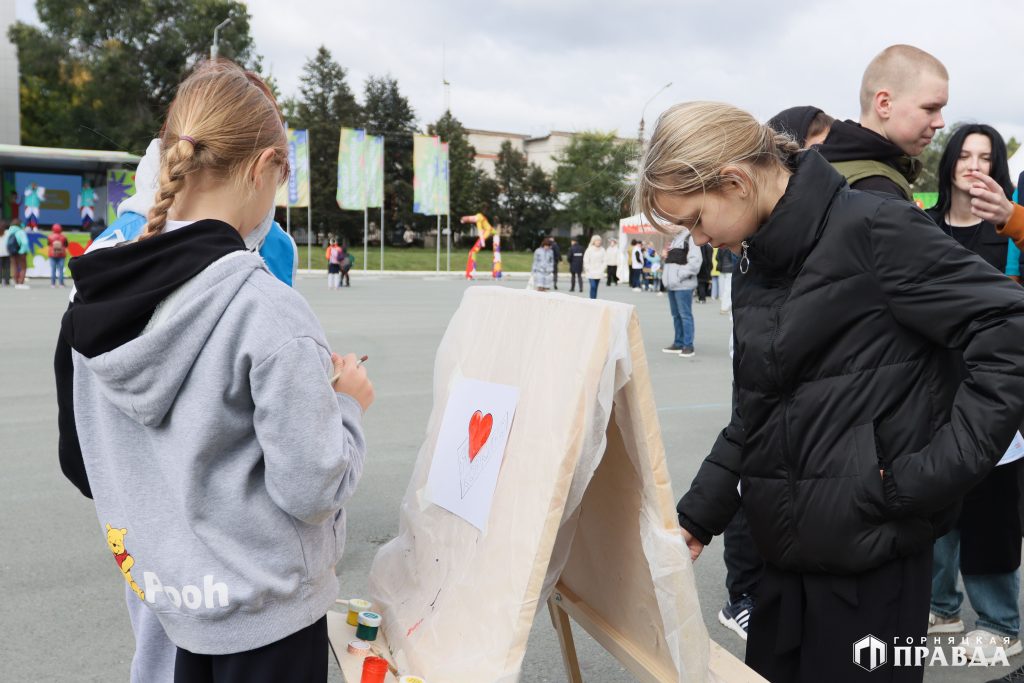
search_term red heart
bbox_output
[468,410,493,462]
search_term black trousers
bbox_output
[606,265,618,285]
[174,615,328,683]
[0,255,9,285]
[746,551,931,683]
[570,271,584,291]
[553,265,559,288]
[629,267,641,288]
[723,507,764,602]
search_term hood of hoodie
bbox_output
[61,219,259,426]
[817,119,922,183]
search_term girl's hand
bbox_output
[680,527,705,562]
[968,171,1015,227]
[331,352,374,412]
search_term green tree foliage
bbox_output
[288,46,362,240]
[492,141,556,249]
[553,132,637,235]
[10,0,257,153]
[361,76,418,236]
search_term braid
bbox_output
[769,127,801,161]
[140,138,196,240]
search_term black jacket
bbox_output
[568,244,584,273]
[818,120,921,198]
[677,151,1024,575]
[925,209,1016,275]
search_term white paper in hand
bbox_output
[425,378,519,532]
[997,431,1024,467]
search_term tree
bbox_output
[289,46,362,241]
[428,111,480,225]
[361,76,418,237]
[553,132,638,235]
[10,0,257,153]
[913,128,952,194]
[492,141,556,248]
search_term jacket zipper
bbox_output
[739,241,750,274]
[767,291,799,556]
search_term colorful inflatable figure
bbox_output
[23,183,45,228]
[461,213,502,280]
[78,182,96,229]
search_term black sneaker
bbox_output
[662,345,682,354]
[679,346,695,358]
[719,594,754,641]
[989,665,1024,682]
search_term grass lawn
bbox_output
[296,245,535,272]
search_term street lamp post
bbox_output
[211,17,233,60]
[638,82,672,147]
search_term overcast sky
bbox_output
[16,0,1024,143]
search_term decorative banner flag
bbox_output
[106,169,136,225]
[365,135,384,209]
[336,127,366,210]
[438,142,450,216]
[275,128,310,208]
[413,134,442,216]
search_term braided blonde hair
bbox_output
[141,59,288,239]
[634,101,799,233]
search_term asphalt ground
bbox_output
[0,272,1017,682]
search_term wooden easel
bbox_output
[349,289,765,682]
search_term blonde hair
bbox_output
[141,59,288,239]
[634,101,798,233]
[859,45,948,115]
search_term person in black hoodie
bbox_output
[767,106,834,149]
[924,124,1024,661]
[567,237,585,292]
[818,45,948,200]
[636,101,1024,682]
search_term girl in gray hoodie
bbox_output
[55,61,373,682]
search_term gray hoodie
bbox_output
[70,246,365,655]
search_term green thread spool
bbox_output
[356,611,381,641]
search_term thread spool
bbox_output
[347,640,371,657]
[356,611,381,641]
[399,677,426,683]
[347,598,372,626]
[360,656,389,683]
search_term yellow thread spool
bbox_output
[347,598,372,626]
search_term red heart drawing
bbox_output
[468,410,493,462]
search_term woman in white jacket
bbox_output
[583,235,606,299]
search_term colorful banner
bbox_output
[276,128,310,208]
[438,142,450,216]
[414,134,446,216]
[336,127,366,210]
[365,135,384,209]
[106,169,137,225]
[23,230,90,278]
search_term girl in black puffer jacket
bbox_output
[636,102,1024,682]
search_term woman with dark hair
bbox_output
[927,124,1016,271]
[924,123,1024,663]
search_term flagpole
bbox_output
[380,206,384,271]
[446,212,450,272]
[436,214,440,273]
[363,208,368,272]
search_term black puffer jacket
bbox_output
[677,151,1024,575]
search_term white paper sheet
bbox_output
[425,378,520,532]
[998,431,1024,467]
